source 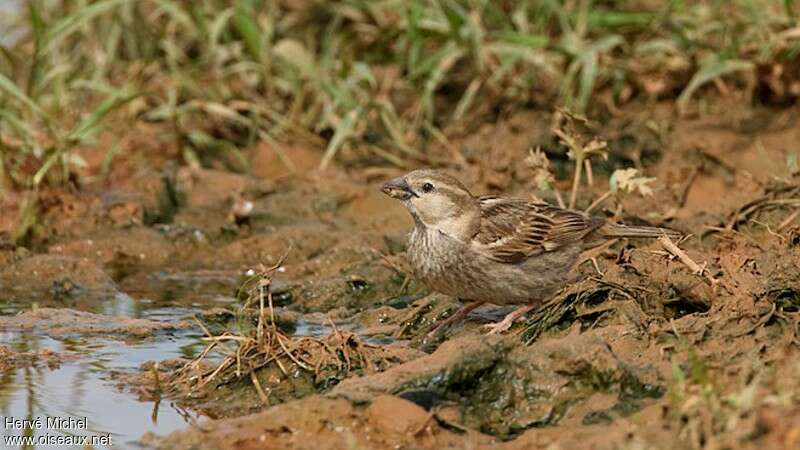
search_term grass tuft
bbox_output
[1,0,798,189]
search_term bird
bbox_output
[381,169,681,335]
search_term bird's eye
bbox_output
[421,182,434,193]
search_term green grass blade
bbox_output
[233,0,263,63]
[0,44,17,70]
[677,58,754,114]
[378,101,422,158]
[41,0,131,57]
[67,88,140,143]
[153,0,194,29]
[451,79,481,122]
[320,106,362,170]
[26,0,46,96]
[0,72,50,121]
[406,0,424,74]
[12,194,40,245]
[576,51,598,113]
[588,10,654,28]
[494,31,549,48]
[32,88,139,186]
[210,8,236,48]
[31,151,60,186]
[785,0,796,17]
[0,109,37,141]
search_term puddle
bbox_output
[120,270,242,309]
[0,307,207,450]
[0,292,201,320]
[0,296,360,450]
[292,319,331,338]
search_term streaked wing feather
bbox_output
[475,197,603,264]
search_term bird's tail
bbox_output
[599,223,682,240]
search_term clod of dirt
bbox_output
[172,167,275,230]
[0,308,191,337]
[152,395,496,450]
[176,168,274,210]
[215,225,336,269]
[0,344,69,371]
[331,335,506,404]
[250,142,321,180]
[0,254,117,302]
[332,329,664,440]
[365,394,431,436]
[48,227,174,280]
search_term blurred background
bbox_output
[1,2,800,449]
[2,1,799,208]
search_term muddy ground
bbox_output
[1,99,799,449]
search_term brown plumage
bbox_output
[382,169,681,334]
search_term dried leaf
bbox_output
[610,168,655,196]
[524,147,555,191]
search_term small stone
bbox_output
[365,394,429,435]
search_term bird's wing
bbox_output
[473,196,605,264]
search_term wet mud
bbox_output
[1,101,800,449]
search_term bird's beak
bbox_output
[381,176,418,200]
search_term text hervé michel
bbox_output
[5,416,88,430]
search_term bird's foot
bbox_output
[427,301,485,337]
[589,257,604,276]
[483,319,513,335]
[483,304,537,335]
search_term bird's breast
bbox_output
[408,228,458,272]
[408,229,486,297]
[407,228,469,292]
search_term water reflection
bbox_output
[0,272,371,449]
[293,319,331,338]
[0,318,207,449]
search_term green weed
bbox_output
[1,0,797,205]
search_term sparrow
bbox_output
[381,169,681,335]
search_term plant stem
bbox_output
[584,159,594,186]
[554,189,566,208]
[569,156,583,209]
[585,190,612,214]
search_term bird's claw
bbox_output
[483,304,536,335]
[482,320,513,335]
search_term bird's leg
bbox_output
[483,304,537,335]
[427,300,485,337]
[588,257,604,276]
[577,238,618,274]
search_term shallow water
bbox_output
[0,285,347,450]
[293,319,331,338]
[0,304,207,450]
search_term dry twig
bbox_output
[658,236,717,288]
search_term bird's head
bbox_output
[382,169,480,239]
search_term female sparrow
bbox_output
[382,169,681,335]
